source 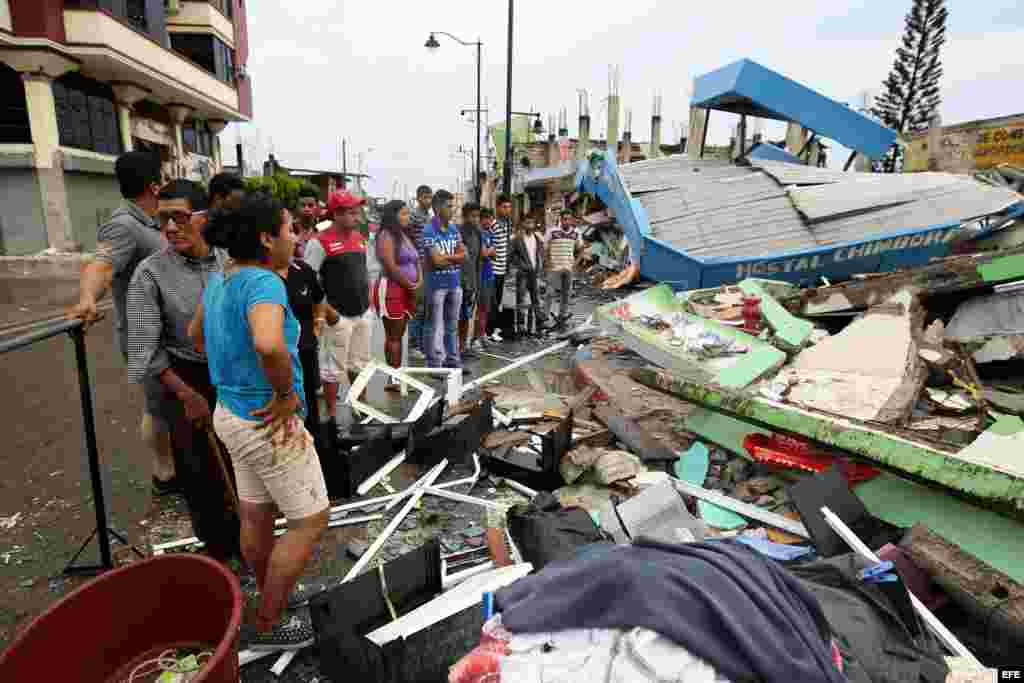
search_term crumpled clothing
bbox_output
[450,620,733,683]
[667,313,749,357]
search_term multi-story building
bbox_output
[0,0,252,255]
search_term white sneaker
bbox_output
[490,330,503,342]
[409,347,425,360]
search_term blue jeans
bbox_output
[426,286,463,368]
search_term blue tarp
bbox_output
[692,59,897,161]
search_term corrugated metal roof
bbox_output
[750,161,858,185]
[620,155,733,194]
[789,173,1021,224]
[523,161,575,187]
[619,155,1023,259]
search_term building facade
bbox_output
[903,113,1024,174]
[0,0,252,254]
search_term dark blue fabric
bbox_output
[494,538,846,683]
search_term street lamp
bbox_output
[424,31,483,204]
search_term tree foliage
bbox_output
[243,173,318,209]
[871,0,947,171]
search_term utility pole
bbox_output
[503,0,513,197]
[342,138,348,178]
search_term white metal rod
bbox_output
[270,649,298,676]
[344,459,447,582]
[501,478,538,499]
[423,486,508,510]
[672,479,809,538]
[157,514,383,554]
[442,561,495,588]
[461,341,569,393]
[357,452,407,496]
[820,506,979,664]
[384,460,445,512]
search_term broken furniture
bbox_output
[482,411,574,492]
[408,397,494,469]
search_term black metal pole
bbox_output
[503,0,513,197]
[476,40,482,204]
[70,327,113,571]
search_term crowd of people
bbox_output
[67,149,584,651]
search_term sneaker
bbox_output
[241,611,315,651]
[490,330,503,342]
[409,347,426,360]
[152,475,181,496]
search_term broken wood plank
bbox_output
[565,384,598,413]
[902,523,1024,627]
[483,431,531,450]
[571,429,612,449]
[670,479,809,538]
[575,357,694,417]
[593,405,678,462]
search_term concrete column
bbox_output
[207,119,227,173]
[22,72,77,251]
[784,122,806,156]
[649,115,662,159]
[927,114,942,171]
[606,95,620,162]
[576,115,591,161]
[110,83,150,154]
[685,106,707,157]
[165,103,192,178]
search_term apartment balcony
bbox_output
[167,0,235,48]
[62,5,245,121]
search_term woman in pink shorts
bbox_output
[372,200,420,389]
[193,194,328,650]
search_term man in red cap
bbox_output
[304,191,371,428]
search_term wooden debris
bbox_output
[483,431,531,450]
[594,405,678,462]
[902,523,1024,627]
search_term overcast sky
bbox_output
[224,0,1024,196]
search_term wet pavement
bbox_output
[0,259,608,659]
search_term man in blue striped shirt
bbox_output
[421,190,466,370]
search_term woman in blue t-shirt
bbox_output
[192,194,328,650]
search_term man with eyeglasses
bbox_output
[126,179,239,562]
[69,151,176,496]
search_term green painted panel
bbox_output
[739,279,813,351]
[685,406,770,456]
[856,474,1024,583]
[633,367,1024,519]
[595,284,786,389]
[978,253,1024,283]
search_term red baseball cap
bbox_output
[327,191,366,213]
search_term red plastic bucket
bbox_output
[0,554,242,682]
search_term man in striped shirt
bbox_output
[487,193,513,340]
[407,185,433,357]
[544,209,581,329]
[126,179,238,561]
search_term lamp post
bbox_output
[425,31,483,204]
